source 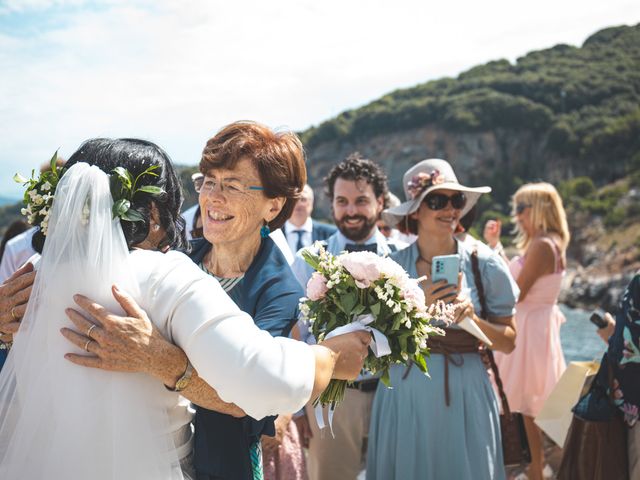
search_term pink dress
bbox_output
[263,420,308,480]
[494,242,567,418]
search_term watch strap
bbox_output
[165,359,194,392]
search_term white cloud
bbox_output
[1,0,639,198]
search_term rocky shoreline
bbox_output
[560,266,637,314]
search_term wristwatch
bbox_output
[166,360,194,392]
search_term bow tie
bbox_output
[345,243,378,253]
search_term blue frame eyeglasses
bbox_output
[197,177,264,197]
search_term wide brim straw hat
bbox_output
[382,158,491,226]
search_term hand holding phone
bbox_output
[589,311,608,329]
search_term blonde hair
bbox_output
[512,182,570,252]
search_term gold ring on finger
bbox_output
[84,339,92,352]
[10,307,19,320]
[86,324,97,339]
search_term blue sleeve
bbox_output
[481,253,519,317]
[253,274,303,338]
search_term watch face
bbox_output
[174,362,193,392]
[175,378,188,391]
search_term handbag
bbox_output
[557,359,629,480]
[470,249,532,466]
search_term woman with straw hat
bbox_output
[366,159,519,480]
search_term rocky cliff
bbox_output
[302,24,640,312]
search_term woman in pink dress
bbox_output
[262,414,307,480]
[485,182,570,480]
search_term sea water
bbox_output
[559,305,608,363]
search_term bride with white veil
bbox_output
[0,139,369,479]
[0,162,187,478]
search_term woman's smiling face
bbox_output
[414,188,463,237]
[199,157,272,247]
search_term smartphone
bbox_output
[589,311,608,329]
[431,254,460,286]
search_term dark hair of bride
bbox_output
[32,138,187,253]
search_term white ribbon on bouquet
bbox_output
[325,313,392,357]
[315,314,391,433]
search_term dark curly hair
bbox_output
[32,138,187,253]
[323,152,389,208]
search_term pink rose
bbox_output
[307,272,329,301]
[340,252,382,288]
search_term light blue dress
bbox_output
[366,239,519,480]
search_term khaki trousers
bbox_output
[306,387,375,480]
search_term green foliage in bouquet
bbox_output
[300,244,445,408]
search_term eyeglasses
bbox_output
[515,203,531,215]
[423,192,467,211]
[197,177,264,198]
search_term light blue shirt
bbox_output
[291,228,397,292]
[391,239,519,323]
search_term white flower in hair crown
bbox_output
[14,153,165,236]
[406,169,445,200]
[13,151,62,236]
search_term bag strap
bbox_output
[470,248,512,416]
[470,248,488,320]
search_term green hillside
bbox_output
[301,24,640,195]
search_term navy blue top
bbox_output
[0,349,7,371]
[189,237,304,480]
[576,272,640,426]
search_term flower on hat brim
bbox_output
[406,169,446,200]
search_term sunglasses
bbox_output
[515,203,532,215]
[423,192,467,211]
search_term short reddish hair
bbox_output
[200,121,307,230]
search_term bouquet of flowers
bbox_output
[300,244,450,408]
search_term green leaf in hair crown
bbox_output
[110,164,165,222]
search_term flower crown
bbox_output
[406,169,445,200]
[14,153,164,236]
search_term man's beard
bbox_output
[334,214,378,242]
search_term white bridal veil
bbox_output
[0,163,183,479]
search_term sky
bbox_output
[1,0,639,199]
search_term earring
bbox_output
[260,220,270,238]
[152,223,160,232]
